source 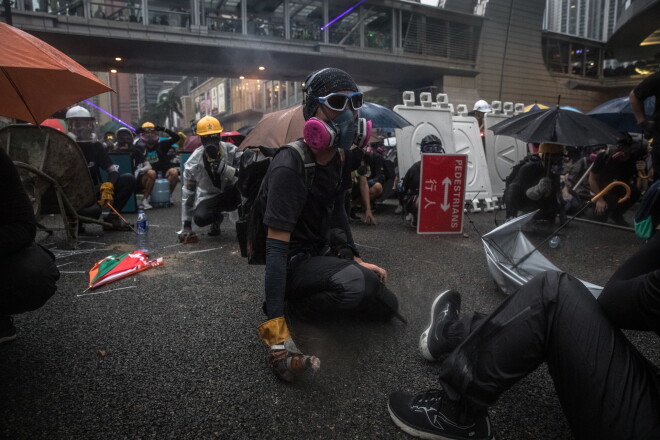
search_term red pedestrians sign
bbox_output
[417,154,467,234]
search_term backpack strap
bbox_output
[286,140,316,190]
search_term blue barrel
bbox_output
[151,172,170,208]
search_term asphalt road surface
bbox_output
[2,195,657,440]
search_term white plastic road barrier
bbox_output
[451,112,494,212]
[394,92,456,180]
[483,101,527,197]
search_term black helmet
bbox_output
[421,135,444,154]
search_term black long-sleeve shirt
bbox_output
[0,148,36,258]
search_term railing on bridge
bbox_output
[12,0,481,62]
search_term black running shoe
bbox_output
[208,217,223,236]
[388,389,493,440]
[419,290,461,361]
[0,315,16,344]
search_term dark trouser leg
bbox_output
[438,271,660,440]
[0,243,60,315]
[598,231,660,333]
[286,256,398,321]
[110,173,136,213]
[192,188,240,227]
[503,182,525,218]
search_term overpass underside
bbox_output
[10,2,483,90]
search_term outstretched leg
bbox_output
[438,271,660,440]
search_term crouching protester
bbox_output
[179,116,241,242]
[503,142,565,223]
[388,231,660,439]
[256,68,400,382]
[1,148,60,343]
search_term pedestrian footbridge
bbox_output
[8,0,486,88]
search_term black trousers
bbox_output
[503,182,559,220]
[284,255,399,322]
[0,243,60,315]
[193,187,240,227]
[437,269,660,440]
[78,173,136,219]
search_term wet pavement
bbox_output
[1,195,657,440]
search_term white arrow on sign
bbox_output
[441,177,451,211]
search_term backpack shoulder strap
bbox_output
[284,140,316,190]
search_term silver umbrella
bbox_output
[481,211,603,298]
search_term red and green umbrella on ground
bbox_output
[88,250,164,289]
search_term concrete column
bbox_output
[142,0,148,25]
[284,0,290,39]
[241,0,247,35]
[323,0,328,43]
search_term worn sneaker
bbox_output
[419,290,461,361]
[208,218,222,236]
[0,315,17,344]
[140,199,153,210]
[388,389,493,440]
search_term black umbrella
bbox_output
[587,96,655,133]
[358,102,412,129]
[489,107,626,146]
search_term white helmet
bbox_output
[66,105,94,141]
[65,105,92,119]
[473,100,492,113]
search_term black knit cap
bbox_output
[302,68,359,120]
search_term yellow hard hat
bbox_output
[141,122,155,130]
[196,116,223,136]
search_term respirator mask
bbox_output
[303,110,372,152]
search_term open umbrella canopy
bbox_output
[40,118,66,133]
[588,95,656,133]
[357,102,412,129]
[523,103,550,112]
[239,105,305,150]
[489,107,626,146]
[239,102,411,150]
[482,211,602,298]
[0,22,113,124]
[221,131,246,146]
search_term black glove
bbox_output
[640,120,657,138]
[155,126,165,132]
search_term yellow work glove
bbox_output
[98,182,114,207]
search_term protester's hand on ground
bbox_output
[362,210,378,225]
[357,260,387,283]
[595,198,608,216]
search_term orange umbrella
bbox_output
[239,105,305,151]
[0,22,113,124]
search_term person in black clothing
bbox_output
[256,68,400,382]
[398,135,444,227]
[588,137,648,226]
[135,122,180,207]
[66,106,136,231]
[0,148,60,344]
[389,228,660,440]
[503,142,565,223]
[350,142,389,224]
[630,70,660,180]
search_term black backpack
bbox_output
[235,141,315,265]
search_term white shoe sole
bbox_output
[419,290,452,362]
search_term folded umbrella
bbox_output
[88,251,164,289]
[0,22,113,124]
[489,107,626,146]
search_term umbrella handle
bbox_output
[590,181,630,204]
[638,170,650,179]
